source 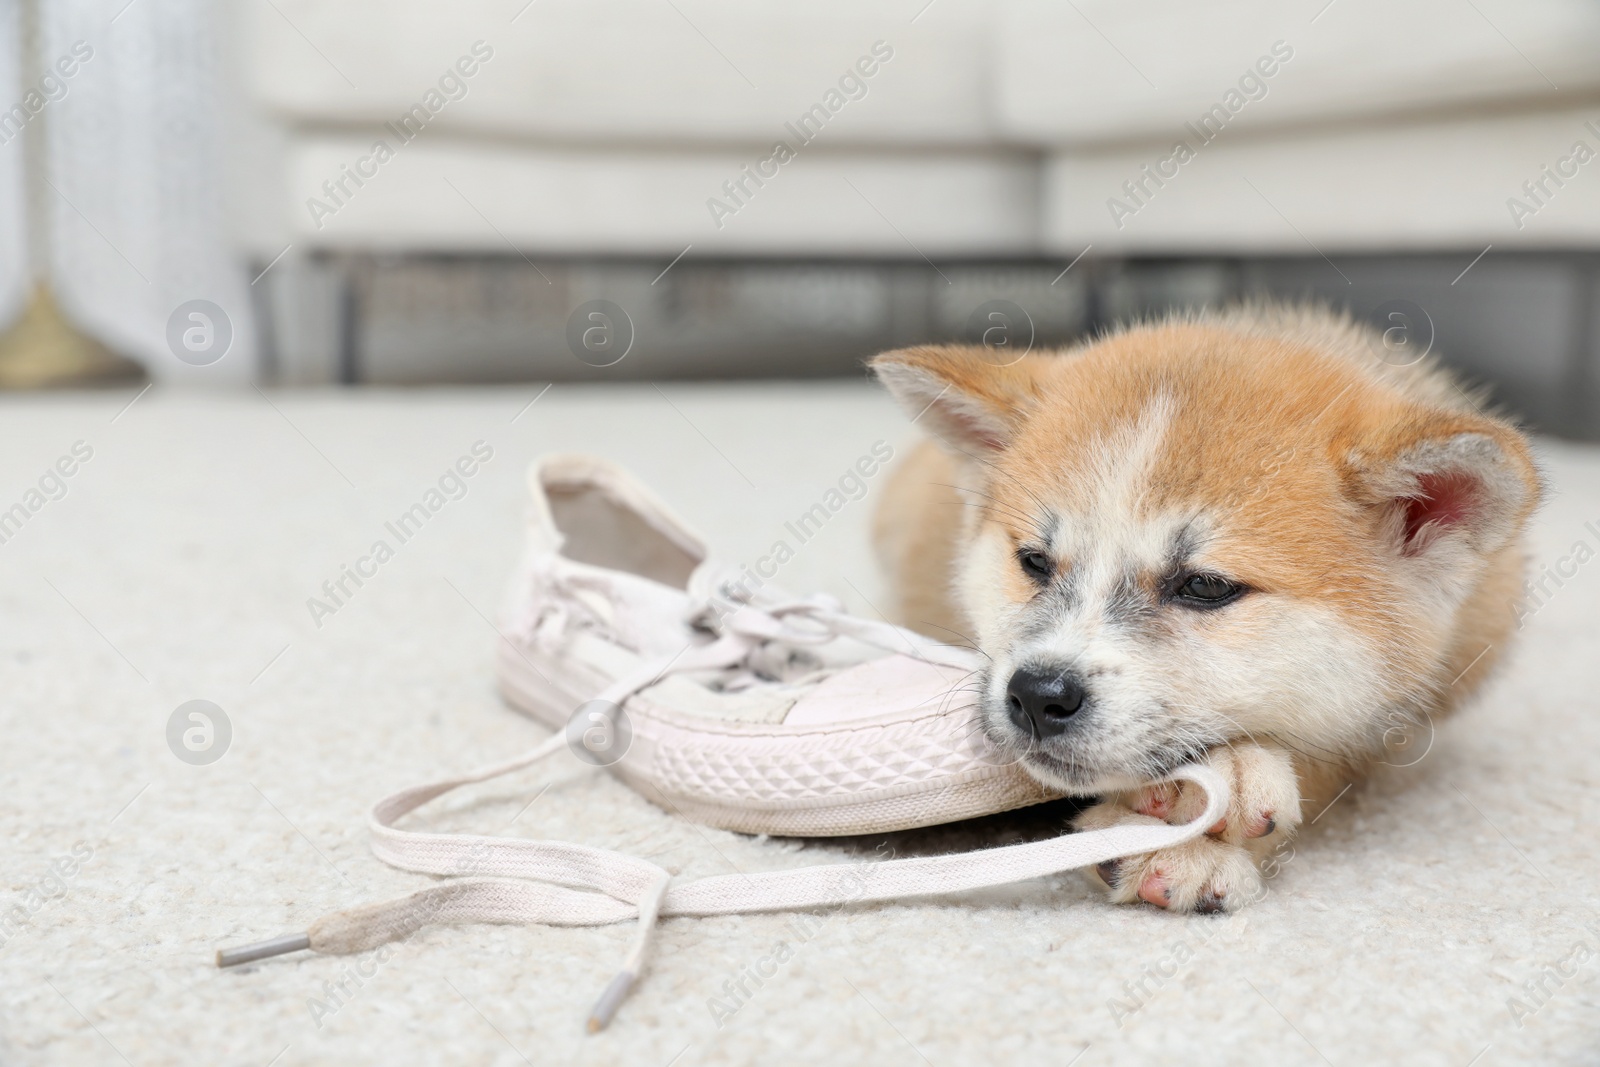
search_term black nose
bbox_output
[1006,666,1087,739]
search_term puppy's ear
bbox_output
[1344,407,1539,559]
[870,346,1044,454]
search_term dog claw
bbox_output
[1095,859,1121,887]
[1241,812,1276,839]
[1195,890,1227,914]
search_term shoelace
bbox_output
[218,580,1230,1032]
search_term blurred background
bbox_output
[3,0,1600,436]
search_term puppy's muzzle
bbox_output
[1005,665,1088,740]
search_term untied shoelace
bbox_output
[217,576,1230,1032]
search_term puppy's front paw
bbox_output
[1129,743,1302,849]
[1076,743,1301,913]
[1086,828,1260,914]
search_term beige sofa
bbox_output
[240,0,1600,255]
[231,0,1600,434]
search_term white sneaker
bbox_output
[495,453,1064,836]
[218,453,1230,1033]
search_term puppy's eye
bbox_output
[1018,550,1053,584]
[1176,573,1240,604]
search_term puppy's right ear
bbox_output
[870,346,1043,455]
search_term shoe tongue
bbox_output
[594,566,699,659]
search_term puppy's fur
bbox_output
[871,304,1540,913]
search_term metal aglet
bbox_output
[216,932,311,968]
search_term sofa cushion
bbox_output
[289,137,1038,254]
[249,0,996,146]
[1040,105,1600,252]
[998,0,1600,145]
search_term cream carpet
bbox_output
[2,381,1597,1066]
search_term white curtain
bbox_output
[0,1,29,333]
[33,0,255,383]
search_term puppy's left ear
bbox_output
[1345,408,1540,559]
[870,345,1045,455]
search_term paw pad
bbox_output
[1136,871,1171,907]
[1133,785,1178,821]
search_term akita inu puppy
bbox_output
[871,304,1540,913]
